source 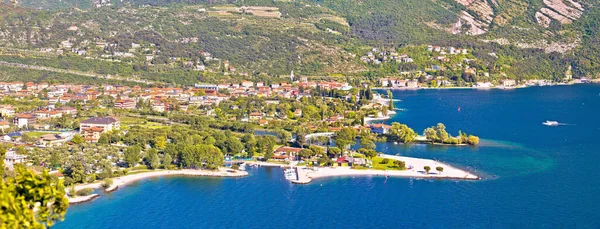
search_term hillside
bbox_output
[0,0,597,85]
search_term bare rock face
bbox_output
[536,0,584,27]
[458,11,489,35]
[451,0,495,35]
[540,8,572,24]
[535,12,552,28]
[441,0,586,34]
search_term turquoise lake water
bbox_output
[56,84,600,228]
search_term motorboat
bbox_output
[542,121,559,126]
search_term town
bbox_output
[0,76,485,196]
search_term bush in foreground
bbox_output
[101,178,113,188]
[76,188,94,196]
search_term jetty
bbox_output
[288,167,312,184]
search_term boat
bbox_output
[238,163,246,171]
[542,121,559,126]
[284,168,297,180]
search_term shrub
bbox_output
[68,186,77,197]
[468,135,480,145]
[393,160,406,170]
[87,174,97,183]
[133,165,149,170]
[381,158,390,164]
[231,164,240,170]
[76,188,94,196]
[101,178,114,188]
[63,177,74,186]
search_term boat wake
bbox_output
[557,123,575,126]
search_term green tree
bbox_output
[308,145,325,156]
[124,146,142,168]
[0,165,69,228]
[334,127,357,152]
[72,134,84,144]
[298,149,315,160]
[163,154,172,167]
[295,129,307,147]
[226,136,244,155]
[0,145,5,178]
[436,166,444,174]
[328,147,342,157]
[164,143,178,160]
[393,160,406,169]
[241,133,257,158]
[387,90,394,109]
[435,123,449,143]
[154,136,167,150]
[146,148,160,169]
[424,127,439,143]
[359,138,376,150]
[363,149,377,159]
[97,134,109,145]
[66,162,86,184]
[424,166,431,174]
[468,135,480,145]
[258,136,277,157]
[101,178,113,188]
[391,122,417,143]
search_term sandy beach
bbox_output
[68,168,248,203]
[364,110,396,124]
[293,154,478,183]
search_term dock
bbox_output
[290,167,312,184]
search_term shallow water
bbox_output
[57,84,600,228]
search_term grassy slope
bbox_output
[3,0,600,81]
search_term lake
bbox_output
[56,84,600,228]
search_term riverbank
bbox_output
[291,154,478,184]
[67,168,248,204]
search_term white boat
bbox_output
[284,168,297,180]
[239,163,246,171]
[542,121,559,126]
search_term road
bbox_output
[0,61,156,85]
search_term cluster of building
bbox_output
[0,78,354,129]
[41,34,229,74]
[198,78,351,98]
[379,78,420,88]
[426,45,469,55]
[360,48,414,64]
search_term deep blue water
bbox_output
[57,85,600,228]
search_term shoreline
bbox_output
[364,110,396,124]
[67,168,248,204]
[292,154,479,184]
[372,81,596,91]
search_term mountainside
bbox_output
[0,0,598,85]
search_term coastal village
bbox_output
[0,74,595,203]
[0,75,487,198]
